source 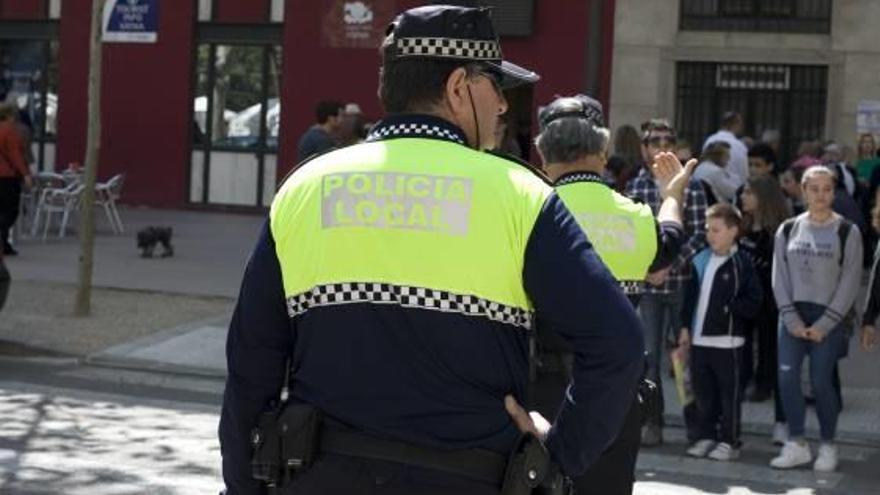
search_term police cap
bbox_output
[538,94,606,131]
[385,5,539,89]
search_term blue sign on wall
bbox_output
[102,0,159,43]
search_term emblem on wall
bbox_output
[322,0,396,49]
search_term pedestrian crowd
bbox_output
[295,100,371,163]
[602,111,879,473]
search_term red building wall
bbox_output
[55,1,90,171]
[278,0,610,177]
[0,0,46,19]
[5,0,616,208]
[214,0,270,23]
[502,2,591,115]
[278,0,421,173]
[56,0,195,207]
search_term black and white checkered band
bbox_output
[367,116,467,145]
[396,37,502,61]
[555,171,608,187]
[286,282,533,330]
[619,280,645,295]
[368,122,465,145]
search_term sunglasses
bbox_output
[644,135,677,146]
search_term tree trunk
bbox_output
[74,0,104,317]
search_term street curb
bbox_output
[0,355,81,366]
[9,278,237,302]
[85,354,227,380]
[91,313,230,358]
[85,314,230,380]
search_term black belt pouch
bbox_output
[278,403,323,473]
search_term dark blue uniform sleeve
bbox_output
[219,221,294,495]
[648,220,685,273]
[523,193,645,476]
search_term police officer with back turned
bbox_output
[532,95,695,495]
[219,6,644,494]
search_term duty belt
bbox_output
[321,425,508,485]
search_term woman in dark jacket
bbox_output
[739,176,791,412]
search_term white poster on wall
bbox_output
[857,100,880,135]
[102,0,159,43]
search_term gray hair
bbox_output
[534,99,610,164]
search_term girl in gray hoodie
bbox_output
[770,166,863,473]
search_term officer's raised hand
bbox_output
[652,152,697,201]
[505,395,551,441]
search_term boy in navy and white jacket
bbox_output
[679,203,763,461]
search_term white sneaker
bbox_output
[686,439,715,458]
[813,443,839,472]
[770,440,812,469]
[772,422,788,446]
[708,442,740,461]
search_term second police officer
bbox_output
[532,95,695,495]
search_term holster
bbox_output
[501,433,572,495]
[251,402,322,488]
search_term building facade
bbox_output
[0,0,617,209]
[609,0,880,164]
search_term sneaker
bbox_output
[641,423,663,446]
[770,440,812,469]
[813,443,838,472]
[707,442,740,461]
[686,439,715,458]
[2,245,17,256]
[772,423,788,446]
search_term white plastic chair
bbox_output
[95,173,125,234]
[33,182,85,240]
[28,173,68,237]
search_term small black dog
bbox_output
[136,226,174,258]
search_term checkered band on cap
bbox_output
[367,122,465,144]
[286,282,532,330]
[396,37,501,61]
[619,280,644,295]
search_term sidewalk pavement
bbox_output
[7,206,263,298]
[1,206,256,361]
[1,206,878,446]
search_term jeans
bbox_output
[777,319,847,441]
[637,291,684,424]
